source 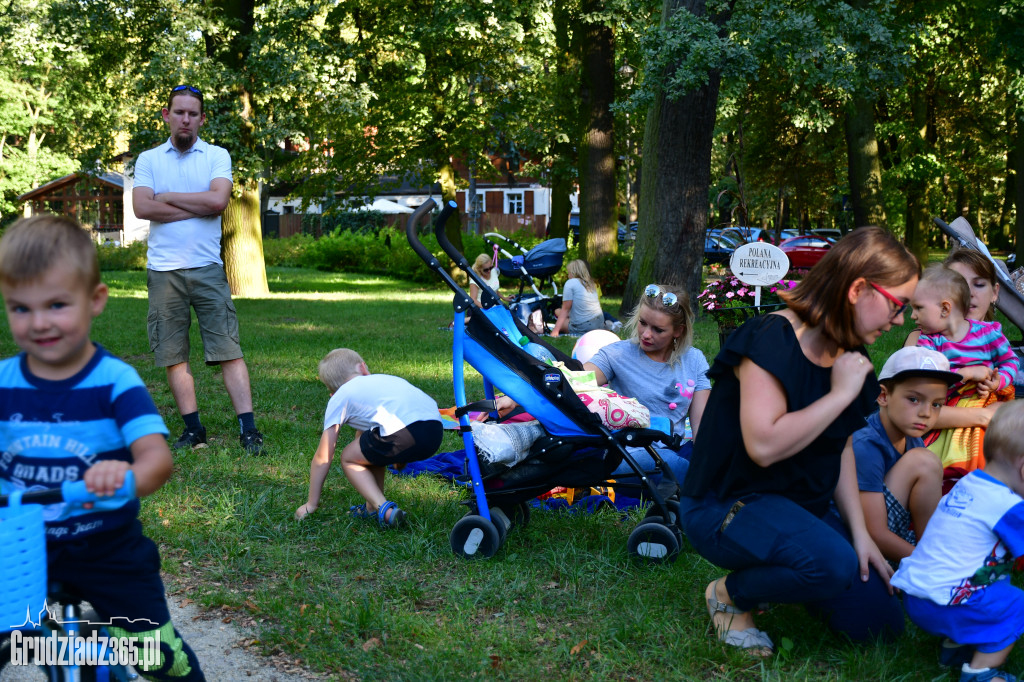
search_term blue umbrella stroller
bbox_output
[408,200,684,562]
[483,232,567,332]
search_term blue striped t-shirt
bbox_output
[0,345,168,541]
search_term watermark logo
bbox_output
[7,603,160,670]
[7,629,161,669]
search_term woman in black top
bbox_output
[680,226,920,655]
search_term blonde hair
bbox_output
[566,259,596,293]
[318,348,365,392]
[623,283,694,365]
[984,401,1024,465]
[945,248,998,321]
[781,226,920,349]
[0,214,100,289]
[919,263,971,318]
[472,253,494,277]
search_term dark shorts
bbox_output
[359,420,444,467]
[46,520,170,631]
[147,264,243,367]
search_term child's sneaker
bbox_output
[240,428,265,456]
[959,667,1019,682]
[171,426,207,450]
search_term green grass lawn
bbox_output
[1,266,1017,681]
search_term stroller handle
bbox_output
[406,199,439,264]
[404,198,460,264]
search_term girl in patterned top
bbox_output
[910,263,1018,476]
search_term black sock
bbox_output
[237,412,256,433]
[182,412,203,431]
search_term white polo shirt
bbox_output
[134,138,232,271]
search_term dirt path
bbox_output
[2,588,323,681]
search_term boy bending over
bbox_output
[892,400,1024,682]
[295,349,443,527]
[0,216,204,681]
[852,346,958,565]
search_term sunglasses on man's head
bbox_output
[644,284,678,308]
[171,84,202,96]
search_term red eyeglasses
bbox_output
[869,282,908,319]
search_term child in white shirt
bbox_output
[892,401,1024,682]
[295,349,443,527]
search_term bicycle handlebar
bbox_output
[0,470,136,508]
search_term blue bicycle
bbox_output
[0,474,139,681]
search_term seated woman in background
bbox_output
[584,283,710,484]
[469,253,508,307]
[550,259,616,337]
[496,282,707,485]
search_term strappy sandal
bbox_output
[377,500,406,528]
[706,579,774,656]
[348,503,373,519]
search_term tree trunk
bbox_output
[547,0,579,242]
[1015,108,1024,267]
[622,0,732,315]
[438,161,466,270]
[577,0,617,265]
[222,181,269,296]
[844,96,887,228]
[205,0,268,294]
[903,77,931,263]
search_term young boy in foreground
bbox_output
[0,215,204,680]
[852,346,959,565]
[892,400,1024,682]
[295,348,443,527]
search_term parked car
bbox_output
[721,227,799,245]
[709,229,744,248]
[721,226,775,245]
[779,235,836,269]
[704,234,737,264]
[810,228,844,241]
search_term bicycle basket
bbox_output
[0,500,47,633]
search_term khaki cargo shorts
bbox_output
[147,264,243,367]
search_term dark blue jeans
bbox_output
[679,493,903,642]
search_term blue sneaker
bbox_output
[960,668,1020,682]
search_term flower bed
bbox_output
[698,273,799,346]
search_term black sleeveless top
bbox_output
[682,314,879,517]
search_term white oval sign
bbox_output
[729,242,790,287]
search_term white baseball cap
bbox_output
[878,347,961,385]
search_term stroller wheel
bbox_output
[644,500,682,528]
[450,514,502,559]
[627,522,680,564]
[515,501,531,529]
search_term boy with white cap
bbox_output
[851,346,960,566]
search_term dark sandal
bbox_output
[348,503,373,519]
[706,579,774,656]
[377,500,406,528]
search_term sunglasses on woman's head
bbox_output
[644,284,678,308]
